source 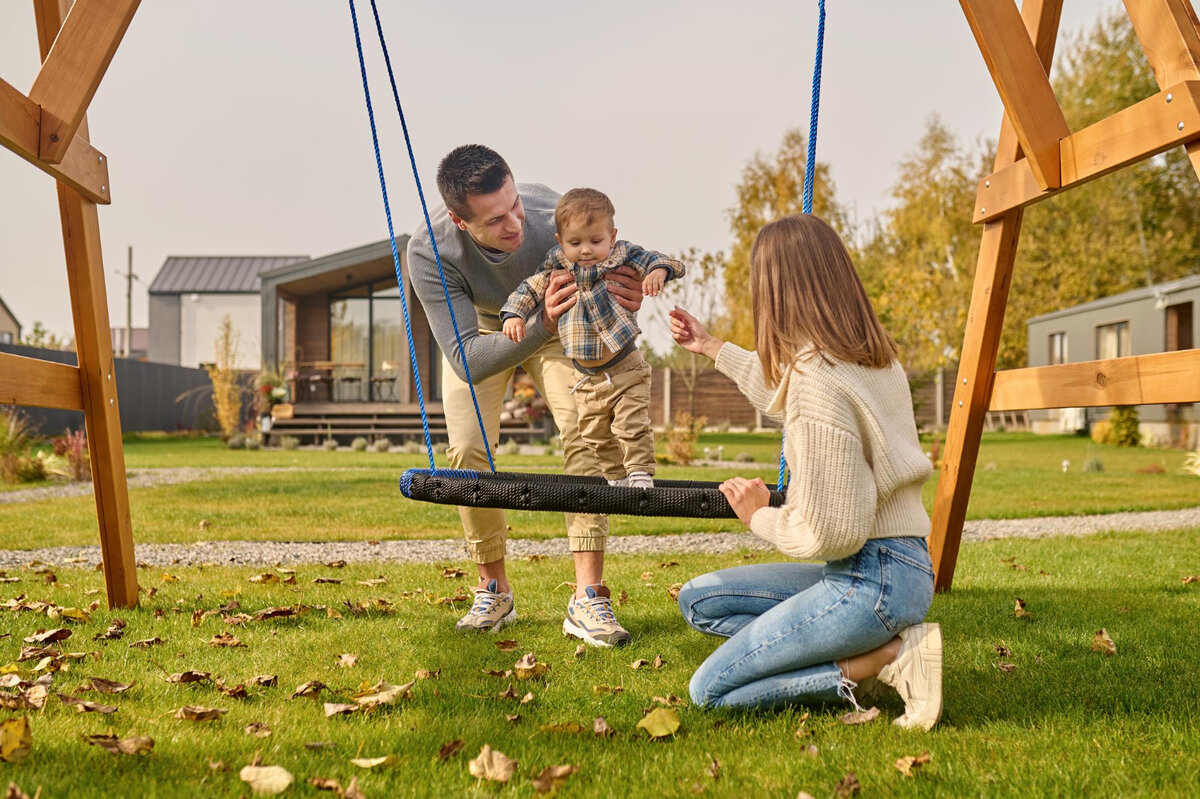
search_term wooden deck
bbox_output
[265,402,547,445]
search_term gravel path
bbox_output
[0,467,310,504]
[0,506,1197,569]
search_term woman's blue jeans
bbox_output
[678,537,934,710]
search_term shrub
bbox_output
[0,409,32,460]
[1083,457,1105,473]
[226,434,246,450]
[1182,450,1200,477]
[12,455,46,484]
[664,412,706,466]
[205,315,243,441]
[279,436,300,451]
[373,438,394,453]
[351,437,369,452]
[58,429,89,482]
[322,438,339,451]
[433,442,450,455]
[1089,420,1112,445]
[1109,406,1141,447]
[500,439,521,456]
[244,437,262,451]
[735,451,755,463]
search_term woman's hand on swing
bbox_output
[719,476,770,527]
[670,306,723,361]
[541,270,578,334]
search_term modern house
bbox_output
[0,294,20,345]
[1026,274,1198,446]
[148,255,309,369]
[110,326,148,360]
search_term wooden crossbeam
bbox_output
[0,353,83,410]
[0,77,111,204]
[974,81,1200,222]
[28,0,140,164]
[960,0,1071,189]
[989,350,1200,410]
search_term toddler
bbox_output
[501,188,685,488]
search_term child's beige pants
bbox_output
[571,349,657,482]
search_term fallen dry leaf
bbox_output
[667,583,683,601]
[81,677,133,694]
[0,717,31,763]
[253,606,298,621]
[209,632,246,648]
[594,716,614,738]
[312,577,342,585]
[84,733,153,756]
[93,619,126,641]
[438,739,465,761]
[1182,575,1200,585]
[166,670,210,684]
[415,668,440,680]
[707,757,721,779]
[128,637,164,649]
[639,571,655,581]
[496,639,519,652]
[593,685,624,695]
[290,680,327,699]
[174,705,227,722]
[483,669,512,679]
[249,573,279,585]
[652,694,687,707]
[505,713,521,724]
[1013,597,1033,620]
[498,684,519,700]
[23,628,70,645]
[324,702,359,717]
[441,567,467,578]
[997,661,1017,673]
[532,764,578,794]
[57,693,116,714]
[840,707,880,725]
[305,741,336,750]
[894,750,932,777]
[994,644,1011,658]
[1092,628,1117,656]
[541,722,586,733]
[358,577,388,587]
[630,659,650,670]
[239,764,294,795]
[618,590,628,606]
[244,722,272,738]
[468,744,516,783]
[354,680,414,709]
[636,707,680,739]
[653,655,665,669]
[835,772,861,797]
[521,692,534,704]
[325,560,347,569]
[309,777,342,792]
[514,653,550,680]
[215,679,249,699]
[337,653,359,669]
[248,674,277,687]
[349,755,397,769]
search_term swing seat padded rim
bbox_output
[399,469,786,519]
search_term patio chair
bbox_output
[371,360,399,402]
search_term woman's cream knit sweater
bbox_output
[715,343,933,562]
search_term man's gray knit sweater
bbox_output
[406,183,561,383]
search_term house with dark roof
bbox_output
[1026,273,1198,447]
[147,255,309,369]
[0,294,20,345]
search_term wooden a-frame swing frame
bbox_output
[2,0,1198,605]
[930,0,1200,591]
[0,0,141,608]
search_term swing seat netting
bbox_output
[348,0,825,519]
[400,469,787,518]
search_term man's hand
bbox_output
[604,265,645,313]
[540,270,578,334]
[642,267,668,297]
[719,477,771,527]
[503,316,526,343]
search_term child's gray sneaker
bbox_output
[563,584,631,647]
[626,471,654,489]
[455,578,515,633]
[877,622,942,730]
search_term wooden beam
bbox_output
[989,349,1200,410]
[36,0,139,610]
[0,353,83,410]
[992,0,1064,166]
[930,0,1064,593]
[0,78,111,204]
[960,0,1070,189]
[28,0,140,164]
[974,81,1200,222]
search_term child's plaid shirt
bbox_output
[500,241,685,361]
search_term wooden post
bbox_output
[929,0,1064,591]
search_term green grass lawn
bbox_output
[1,432,1195,550]
[0,529,1198,797]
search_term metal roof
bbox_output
[1027,272,1200,324]
[148,255,310,295]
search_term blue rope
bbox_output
[364,0,496,473]
[779,0,826,492]
[347,0,434,471]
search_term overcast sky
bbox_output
[1,0,1119,344]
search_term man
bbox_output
[406,145,643,646]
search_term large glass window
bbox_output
[330,285,370,370]
[1048,331,1067,365]
[1096,321,1130,360]
[371,283,402,401]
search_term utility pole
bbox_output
[124,246,133,357]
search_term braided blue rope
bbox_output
[779,0,826,492]
[347,0,434,471]
[365,0,496,473]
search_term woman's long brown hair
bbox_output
[751,214,898,385]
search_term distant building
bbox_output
[110,327,148,360]
[0,294,20,345]
[147,255,308,369]
[1026,274,1198,447]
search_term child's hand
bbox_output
[503,316,526,344]
[642,268,667,296]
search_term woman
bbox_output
[669,214,941,730]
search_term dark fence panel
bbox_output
[0,344,213,435]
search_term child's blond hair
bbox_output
[555,188,615,232]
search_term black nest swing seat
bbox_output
[400,469,787,519]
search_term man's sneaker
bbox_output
[563,584,631,647]
[455,578,515,633]
[606,477,627,487]
[627,471,654,489]
[877,622,943,730]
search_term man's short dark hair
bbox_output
[436,145,512,221]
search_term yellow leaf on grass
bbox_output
[532,764,578,794]
[354,681,414,709]
[468,744,516,783]
[239,764,294,795]
[894,750,932,777]
[636,708,680,739]
[0,717,31,763]
[514,653,550,680]
[161,574,179,584]
[350,755,397,769]
[540,722,586,733]
[1013,597,1033,620]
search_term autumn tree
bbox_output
[714,129,851,348]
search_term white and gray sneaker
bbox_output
[626,471,654,489]
[877,622,943,730]
[563,584,631,647]
[455,578,515,633]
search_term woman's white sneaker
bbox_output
[877,622,942,730]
